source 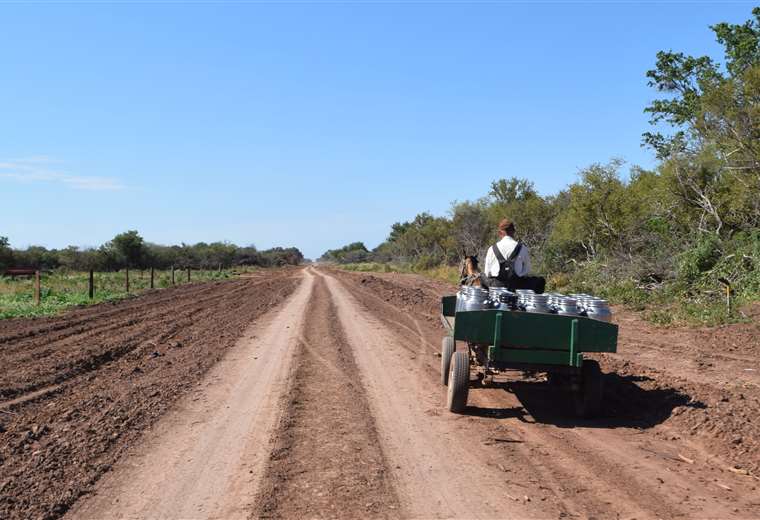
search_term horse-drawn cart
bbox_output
[440,295,618,417]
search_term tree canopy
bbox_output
[643,7,760,235]
[0,232,304,271]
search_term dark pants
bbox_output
[485,276,546,294]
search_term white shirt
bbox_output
[484,236,531,278]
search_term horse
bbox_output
[458,253,483,286]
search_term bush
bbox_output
[412,255,439,271]
[677,235,722,284]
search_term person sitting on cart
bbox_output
[483,218,546,293]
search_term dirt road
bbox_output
[3,266,760,519]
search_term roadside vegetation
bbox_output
[323,9,760,326]
[0,231,303,319]
[338,261,461,285]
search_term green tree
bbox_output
[489,178,537,205]
[320,242,370,263]
[643,7,760,236]
[0,236,13,271]
[551,160,633,260]
[109,230,147,268]
[13,245,60,270]
[486,177,557,267]
[450,200,490,256]
[259,247,304,266]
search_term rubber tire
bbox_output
[574,360,604,418]
[441,336,455,386]
[447,351,470,413]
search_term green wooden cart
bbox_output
[440,295,618,417]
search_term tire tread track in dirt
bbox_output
[253,271,401,519]
[0,270,301,520]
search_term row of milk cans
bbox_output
[455,286,612,322]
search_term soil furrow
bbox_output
[0,276,285,398]
[0,276,237,342]
[0,275,264,354]
[0,271,280,346]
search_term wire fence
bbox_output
[0,266,256,319]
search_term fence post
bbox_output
[34,270,41,306]
[150,267,154,289]
[187,267,191,282]
[218,262,222,273]
[171,265,175,285]
[126,267,130,294]
[89,269,94,299]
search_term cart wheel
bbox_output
[441,336,456,386]
[447,351,470,413]
[574,360,603,418]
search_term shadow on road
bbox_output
[475,372,704,429]
[463,406,527,420]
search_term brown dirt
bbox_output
[4,264,760,519]
[336,268,760,477]
[328,268,760,518]
[322,270,546,518]
[66,268,314,519]
[602,306,760,475]
[254,274,400,519]
[0,269,300,520]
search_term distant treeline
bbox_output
[0,231,304,271]
[322,9,760,321]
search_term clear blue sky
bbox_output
[1,1,755,259]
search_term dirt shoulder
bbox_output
[599,304,760,477]
[0,270,301,520]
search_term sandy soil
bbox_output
[3,265,760,519]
